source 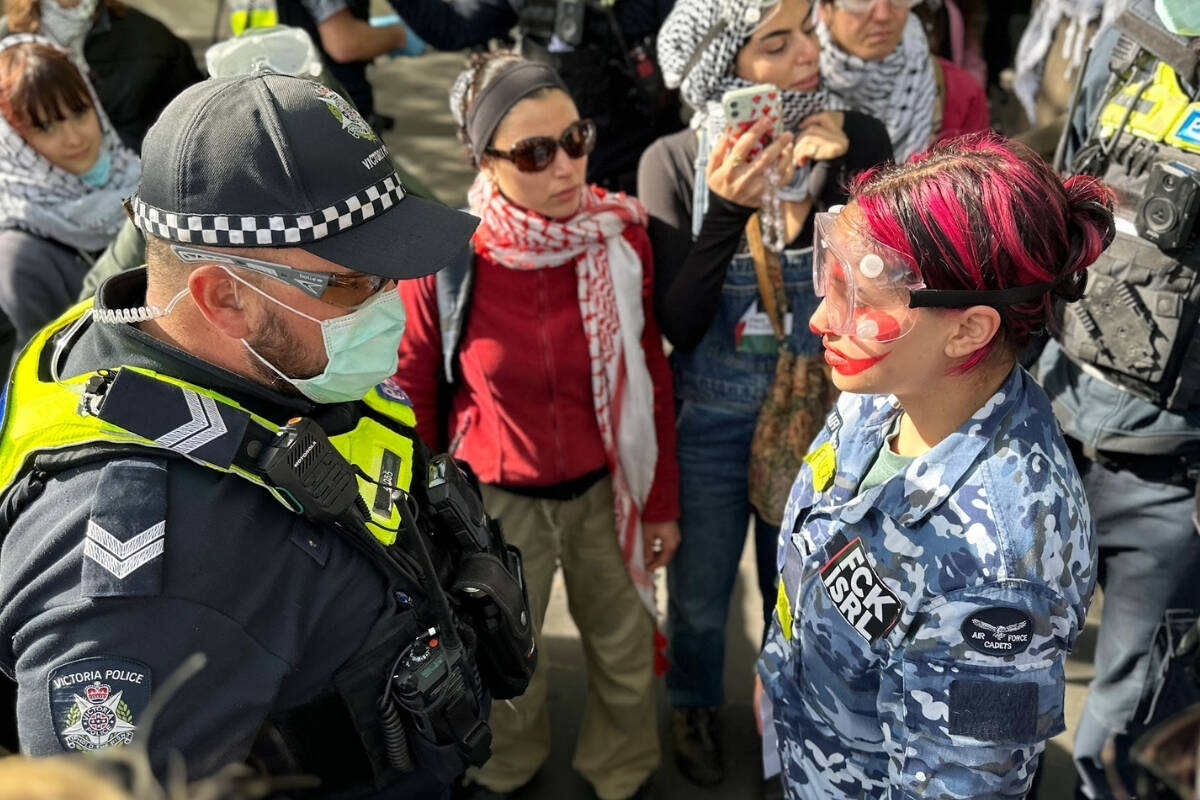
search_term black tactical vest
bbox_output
[1059,20,1200,410]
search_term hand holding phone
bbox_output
[721,83,783,158]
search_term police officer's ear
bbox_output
[942,305,1002,361]
[186,265,255,340]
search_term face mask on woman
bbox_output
[38,0,99,60]
[78,147,110,188]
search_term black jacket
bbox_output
[0,271,444,798]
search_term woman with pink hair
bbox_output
[758,133,1113,799]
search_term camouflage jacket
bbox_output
[758,366,1096,799]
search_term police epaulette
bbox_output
[85,367,273,475]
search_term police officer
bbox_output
[387,0,682,194]
[1037,0,1200,796]
[0,72,520,796]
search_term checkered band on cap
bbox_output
[130,174,407,246]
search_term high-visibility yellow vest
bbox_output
[0,302,417,545]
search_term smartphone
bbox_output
[720,83,783,157]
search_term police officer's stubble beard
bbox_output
[230,280,325,393]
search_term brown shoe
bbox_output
[671,707,723,786]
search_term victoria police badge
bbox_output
[49,657,151,751]
[315,84,377,142]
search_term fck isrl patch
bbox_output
[820,537,901,643]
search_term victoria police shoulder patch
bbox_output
[961,607,1033,656]
[48,657,151,752]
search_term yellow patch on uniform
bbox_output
[804,441,836,492]
[775,579,794,641]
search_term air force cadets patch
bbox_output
[49,657,151,751]
[962,607,1033,656]
[820,536,901,642]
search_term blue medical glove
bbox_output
[370,14,427,57]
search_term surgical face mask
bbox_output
[78,147,111,188]
[39,0,99,59]
[1155,0,1200,35]
[226,268,406,404]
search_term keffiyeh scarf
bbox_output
[0,35,139,253]
[468,174,662,626]
[658,0,830,207]
[817,13,937,161]
[38,0,99,62]
[1012,0,1126,124]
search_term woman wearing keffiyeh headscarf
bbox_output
[394,51,680,800]
[1,0,202,151]
[641,0,892,787]
[0,35,139,370]
[816,0,989,160]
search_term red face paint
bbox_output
[822,343,888,376]
[852,308,903,342]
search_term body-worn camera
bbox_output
[553,0,586,46]
[1136,160,1200,251]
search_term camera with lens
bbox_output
[554,0,586,46]
[1136,160,1200,251]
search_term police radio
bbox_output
[385,626,491,783]
[255,416,369,527]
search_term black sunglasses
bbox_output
[484,119,597,172]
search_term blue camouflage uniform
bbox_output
[758,366,1097,799]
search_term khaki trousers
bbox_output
[475,477,659,800]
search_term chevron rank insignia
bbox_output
[49,657,151,752]
[83,458,168,597]
[95,368,249,467]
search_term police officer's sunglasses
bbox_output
[483,118,597,172]
[170,244,388,299]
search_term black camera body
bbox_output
[554,0,586,46]
[1136,160,1200,251]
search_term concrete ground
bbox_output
[126,4,1097,797]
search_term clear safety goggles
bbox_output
[812,208,1058,342]
[812,210,925,342]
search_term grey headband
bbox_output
[465,61,568,162]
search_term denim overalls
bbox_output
[666,138,824,710]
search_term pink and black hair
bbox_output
[850,132,1115,371]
